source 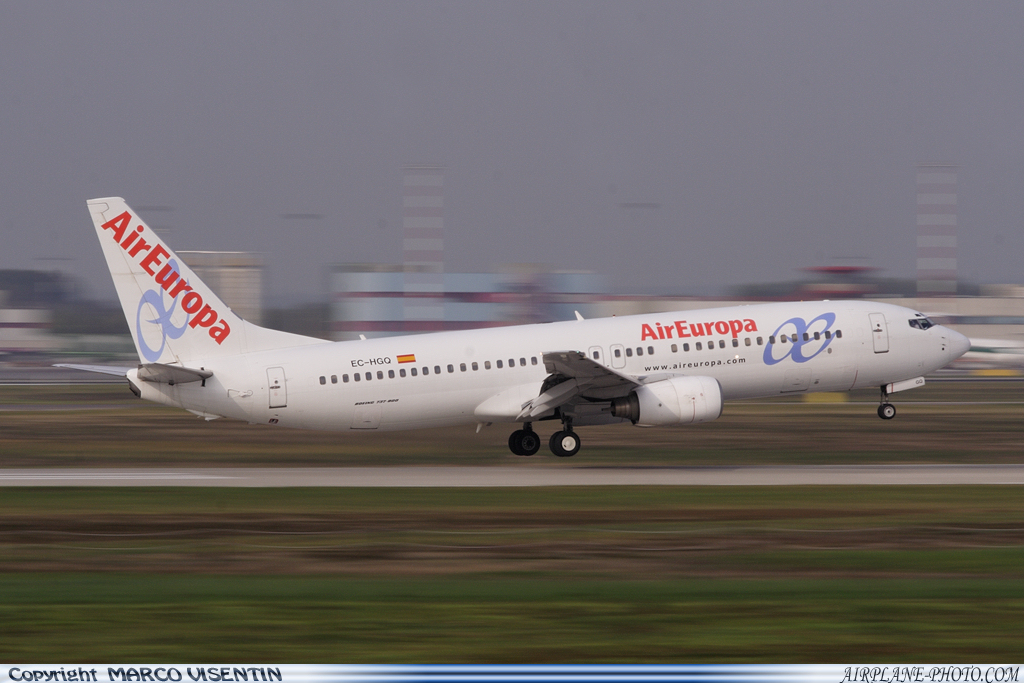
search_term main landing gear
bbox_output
[507,419,581,457]
[877,387,896,420]
[508,423,541,456]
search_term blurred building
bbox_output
[329,264,604,341]
[178,251,264,325]
[0,293,55,354]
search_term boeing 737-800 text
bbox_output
[61,198,971,457]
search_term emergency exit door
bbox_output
[869,313,889,353]
[267,367,287,408]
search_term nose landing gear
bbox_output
[877,387,896,420]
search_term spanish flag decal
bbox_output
[397,354,416,364]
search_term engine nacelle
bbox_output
[610,375,723,427]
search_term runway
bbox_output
[2,464,1024,487]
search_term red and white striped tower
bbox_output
[403,165,445,331]
[916,164,957,295]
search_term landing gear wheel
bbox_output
[508,428,540,456]
[549,430,580,457]
[877,403,896,420]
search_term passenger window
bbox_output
[472,362,479,371]
[757,337,763,345]
[744,338,751,347]
[485,361,491,369]
[614,349,621,358]
[671,344,678,353]
[695,342,702,351]
[520,358,526,366]
[636,347,643,356]
[365,372,372,381]
[497,360,503,368]
[719,340,726,349]
[647,346,654,355]
[343,374,350,383]
[388,370,395,379]
[399,369,406,377]
[377,371,383,380]
[626,348,633,357]
[332,375,338,384]
[531,357,538,365]
[813,332,820,341]
[771,335,778,344]
[824,331,832,339]
[448,364,454,373]
[682,343,689,352]
[354,373,361,382]
[411,368,418,377]
[508,358,514,367]
[422,367,429,375]
[791,334,798,343]
[460,363,467,372]
[434,365,441,374]
[732,339,739,348]
[836,330,843,338]
[319,376,326,385]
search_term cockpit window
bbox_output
[908,317,934,330]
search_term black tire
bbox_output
[508,431,525,456]
[549,430,580,457]
[877,404,896,420]
[519,430,541,456]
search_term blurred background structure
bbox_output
[4,160,1024,376]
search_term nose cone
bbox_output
[948,329,971,360]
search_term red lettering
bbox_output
[744,319,757,332]
[703,322,714,336]
[181,291,203,314]
[640,323,657,341]
[188,304,218,329]
[690,323,705,337]
[663,323,674,339]
[154,263,179,290]
[100,212,130,242]
[128,238,153,258]
[675,321,690,338]
[210,320,230,344]
[729,320,744,338]
[168,279,192,298]
[138,243,167,273]
[714,321,729,335]
[120,226,144,250]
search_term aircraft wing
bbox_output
[517,351,641,419]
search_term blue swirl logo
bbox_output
[135,259,189,362]
[763,313,836,366]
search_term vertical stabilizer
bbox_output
[87,197,322,365]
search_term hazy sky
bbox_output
[3,1,1023,304]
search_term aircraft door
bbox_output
[610,344,626,369]
[869,313,889,353]
[588,346,606,366]
[267,367,287,408]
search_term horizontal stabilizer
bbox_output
[137,363,213,385]
[54,363,132,377]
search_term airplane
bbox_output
[60,197,972,457]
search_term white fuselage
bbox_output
[129,300,969,432]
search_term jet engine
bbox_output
[610,375,723,426]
